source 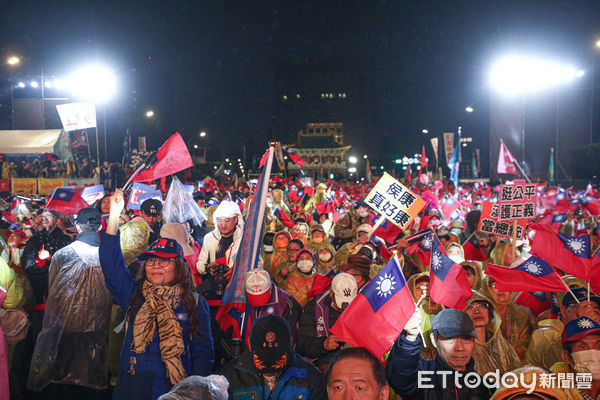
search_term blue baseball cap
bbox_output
[139,237,184,260]
[563,316,600,344]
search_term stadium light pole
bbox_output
[489,54,584,179]
[6,56,21,129]
[68,64,117,168]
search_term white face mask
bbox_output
[449,255,464,264]
[359,210,369,218]
[263,245,273,253]
[319,252,332,262]
[297,259,313,273]
[573,349,600,380]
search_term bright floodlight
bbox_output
[18,82,25,88]
[465,106,474,113]
[349,156,358,164]
[490,55,584,97]
[348,167,357,173]
[200,131,206,137]
[145,110,154,118]
[363,154,368,159]
[422,129,428,134]
[193,144,198,149]
[45,81,52,88]
[70,64,117,102]
[7,56,20,65]
[30,81,39,88]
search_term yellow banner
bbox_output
[11,178,38,195]
[364,172,426,229]
[38,178,65,196]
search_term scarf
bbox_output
[133,280,186,385]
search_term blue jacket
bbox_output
[385,333,490,400]
[99,232,214,400]
[218,350,326,400]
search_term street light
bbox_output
[200,131,206,137]
[145,110,154,118]
[363,154,367,159]
[193,144,198,149]
[348,156,357,164]
[422,129,428,134]
[465,106,474,113]
[7,56,20,66]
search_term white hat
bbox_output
[245,269,271,307]
[212,200,241,225]
[331,273,358,310]
[357,223,371,234]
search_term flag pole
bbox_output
[588,281,591,302]
[511,220,519,261]
[512,160,531,183]
[122,163,146,191]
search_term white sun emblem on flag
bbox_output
[532,292,544,297]
[577,318,595,329]
[421,236,432,250]
[567,238,587,255]
[523,261,542,275]
[431,252,441,270]
[376,273,396,298]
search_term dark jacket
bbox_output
[218,349,326,400]
[296,291,342,367]
[99,231,214,400]
[386,333,491,400]
[249,283,302,345]
[333,208,369,241]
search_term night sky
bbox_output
[1,0,599,171]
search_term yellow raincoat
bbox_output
[465,291,521,375]
[0,256,23,309]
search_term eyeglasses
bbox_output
[466,302,489,311]
[146,258,174,268]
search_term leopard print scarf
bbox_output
[133,280,186,385]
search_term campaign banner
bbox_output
[128,182,157,210]
[56,102,97,131]
[11,178,37,195]
[364,172,426,229]
[498,183,537,221]
[0,179,9,192]
[478,201,526,240]
[63,178,101,188]
[430,137,439,166]
[443,132,454,164]
[274,142,285,171]
[38,178,65,196]
[81,184,106,205]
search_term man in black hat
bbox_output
[140,198,163,243]
[332,198,371,249]
[219,315,325,399]
[27,207,113,399]
[386,308,491,399]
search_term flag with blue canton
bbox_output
[54,188,74,202]
[330,256,416,359]
[447,138,460,189]
[552,213,567,223]
[485,255,568,293]
[557,232,591,259]
[429,234,472,308]
[515,291,551,315]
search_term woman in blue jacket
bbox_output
[100,189,214,400]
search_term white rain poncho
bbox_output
[163,176,207,227]
[27,238,113,391]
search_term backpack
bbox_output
[0,306,30,345]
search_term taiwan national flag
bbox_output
[515,291,551,315]
[370,216,402,245]
[485,256,569,293]
[530,222,592,281]
[429,234,472,309]
[315,201,334,215]
[330,256,415,360]
[46,188,90,214]
[407,229,434,266]
[132,132,193,182]
[289,190,305,202]
[273,208,294,228]
[463,238,487,262]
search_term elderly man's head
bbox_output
[326,348,388,400]
[429,309,477,371]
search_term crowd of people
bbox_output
[0,172,600,400]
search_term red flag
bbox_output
[307,274,333,298]
[273,208,294,228]
[287,151,305,168]
[133,132,193,182]
[330,257,415,360]
[485,256,569,293]
[463,240,487,262]
[315,201,334,214]
[259,149,270,169]
[421,145,428,168]
[515,292,551,315]
[441,197,459,219]
[430,235,472,309]
[497,140,518,175]
[530,223,592,281]
[46,188,90,214]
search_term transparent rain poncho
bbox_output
[163,176,207,227]
[27,240,113,391]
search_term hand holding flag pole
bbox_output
[122,163,146,191]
